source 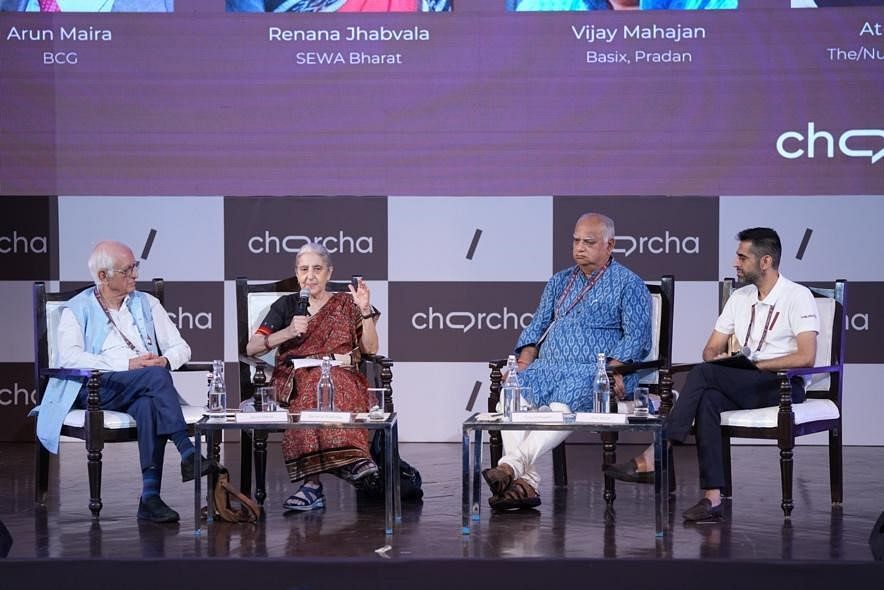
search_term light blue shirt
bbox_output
[26,0,114,10]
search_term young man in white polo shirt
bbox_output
[605,227,819,521]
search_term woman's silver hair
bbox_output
[295,242,333,268]
[87,241,125,287]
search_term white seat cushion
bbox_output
[720,398,840,429]
[63,405,206,429]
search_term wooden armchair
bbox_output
[488,275,675,497]
[235,276,394,507]
[717,278,846,517]
[33,279,210,519]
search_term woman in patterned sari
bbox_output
[245,242,380,511]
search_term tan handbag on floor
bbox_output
[206,466,261,524]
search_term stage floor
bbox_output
[0,442,881,561]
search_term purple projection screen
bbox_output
[0,0,881,197]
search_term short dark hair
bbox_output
[737,227,781,269]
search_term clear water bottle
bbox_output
[316,356,336,412]
[207,359,227,415]
[502,354,520,422]
[593,353,610,413]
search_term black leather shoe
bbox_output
[603,459,654,484]
[180,453,211,482]
[682,498,723,522]
[137,496,180,523]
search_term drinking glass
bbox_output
[255,386,276,412]
[633,386,650,417]
[367,388,386,420]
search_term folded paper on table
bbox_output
[511,412,563,424]
[575,413,628,425]
[235,411,290,424]
[299,411,352,423]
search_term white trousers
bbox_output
[499,400,572,495]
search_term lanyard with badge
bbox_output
[94,288,152,353]
[537,257,612,347]
[741,303,779,359]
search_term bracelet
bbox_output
[263,333,272,351]
[362,312,376,320]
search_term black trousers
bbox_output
[76,366,187,472]
[666,363,805,490]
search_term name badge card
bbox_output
[299,411,352,423]
[575,413,628,425]
[236,412,290,424]
[511,412,563,424]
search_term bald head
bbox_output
[572,213,616,275]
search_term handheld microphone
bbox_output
[295,288,310,316]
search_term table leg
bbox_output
[384,424,394,535]
[254,429,268,507]
[392,422,402,523]
[206,431,215,524]
[472,429,483,522]
[461,427,471,535]
[654,426,669,537]
[602,431,618,504]
[193,428,202,536]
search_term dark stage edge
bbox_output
[1,557,883,590]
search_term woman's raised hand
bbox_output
[349,279,372,314]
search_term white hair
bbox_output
[87,241,129,287]
[578,213,616,242]
[295,242,333,268]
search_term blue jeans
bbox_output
[75,366,187,472]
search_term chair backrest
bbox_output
[235,276,354,400]
[33,279,166,404]
[719,278,846,397]
[638,275,675,385]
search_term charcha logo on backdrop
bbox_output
[162,282,225,362]
[388,282,542,362]
[0,363,37,442]
[552,196,718,281]
[0,196,56,280]
[223,196,388,281]
[840,282,881,364]
[776,123,884,164]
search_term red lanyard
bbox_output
[554,258,612,320]
[94,288,151,353]
[743,303,779,354]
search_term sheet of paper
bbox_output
[291,358,343,370]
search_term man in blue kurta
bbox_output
[482,213,652,511]
[34,241,207,523]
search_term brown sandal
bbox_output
[482,464,515,496]
[489,478,541,511]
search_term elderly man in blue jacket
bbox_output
[34,240,206,523]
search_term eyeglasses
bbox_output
[111,261,140,278]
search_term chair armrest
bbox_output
[778,365,841,379]
[178,362,213,372]
[362,353,393,368]
[39,367,96,380]
[609,360,662,376]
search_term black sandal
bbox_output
[489,478,541,511]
